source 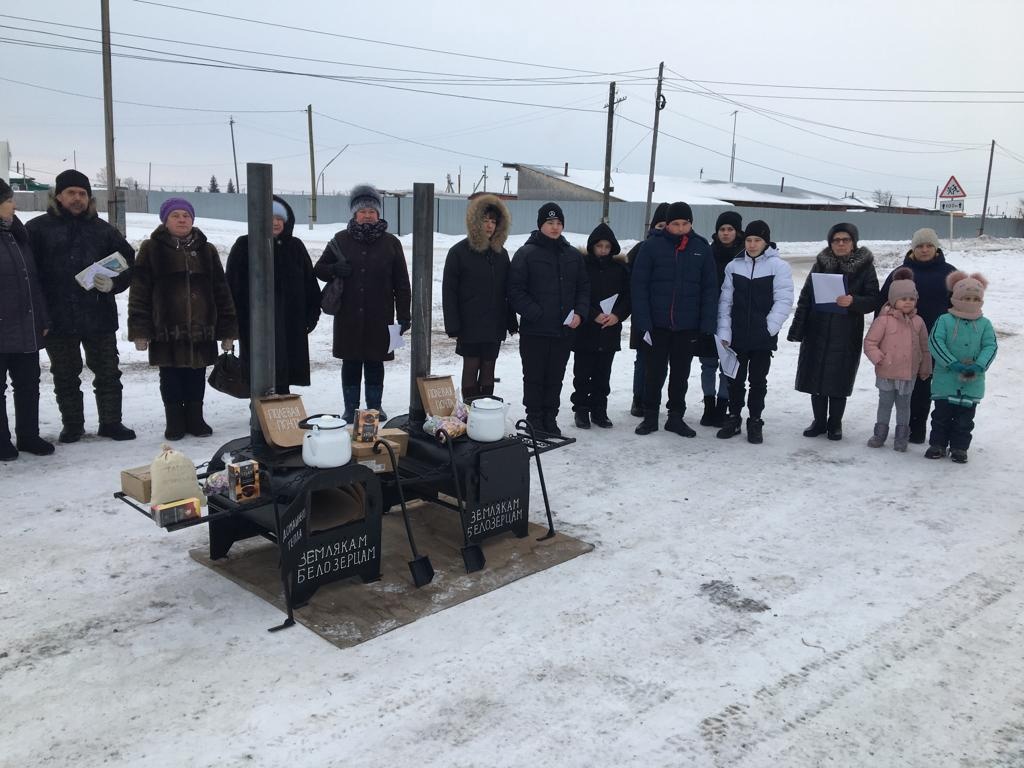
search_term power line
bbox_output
[663,83,1024,104]
[664,76,1024,96]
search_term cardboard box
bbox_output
[377,427,409,456]
[255,394,307,449]
[121,465,152,503]
[227,460,261,502]
[416,375,457,417]
[353,409,380,443]
[151,497,201,527]
[351,438,399,474]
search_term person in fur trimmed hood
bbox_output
[924,271,997,464]
[442,194,517,402]
[570,222,631,429]
[862,267,932,451]
[787,222,880,441]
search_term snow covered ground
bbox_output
[2,213,1022,767]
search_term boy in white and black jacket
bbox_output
[715,220,794,443]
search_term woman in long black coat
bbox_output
[442,194,517,401]
[787,222,879,440]
[226,196,321,395]
[314,185,411,422]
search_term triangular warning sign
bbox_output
[939,175,967,198]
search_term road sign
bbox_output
[939,175,967,198]
[940,199,964,212]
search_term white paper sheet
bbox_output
[563,310,575,326]
[599,294,618,315]
[74,253,129,290]
[387,324,406,354]
[643,331,653,346]
[714,335,741,379]
[811,272,847,304]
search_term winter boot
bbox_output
[950,448,968,464]
[908,415,927,445]
[924,444,947,459]
[665,411,696,438]
[525,414,546,435]
[802,421,826,438]
[0,439,17,461]
[184,402,213,437]
[699,396,717,426]
[16,436,55,456]
[826,416,843,441]
[365,385,387,422]
[574,411,591,429]
[543,411,561,437]
[716,414,742,439]
[630,396,644,418]
[342,385,360,424]
[164,402,187,441]
[892,425,910,452]
[712,397,729,428]
[590,410,613,428]
[634,409,659,435]
[59,423,85,443]
[867,423,888,448]
[746,418,764,444]
[98,422,137,441]
[461,384,480,404]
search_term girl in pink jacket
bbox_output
[863,268,932,451]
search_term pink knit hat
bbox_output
[888,266,918,304]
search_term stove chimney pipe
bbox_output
[408,182,434,427]
[246,162,275,447]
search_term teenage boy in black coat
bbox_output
[508,203,590,436]
[570,222,631,429]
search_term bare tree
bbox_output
[871,189,894,207]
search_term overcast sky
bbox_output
[3,0,1023,214]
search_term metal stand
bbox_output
[515,418,558,540]
[374,438,434,587]
[436,429,485,572]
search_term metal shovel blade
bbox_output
[408,556,435,587]
[461,544,486,573]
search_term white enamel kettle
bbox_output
[467,398,510,442]
[298,414,352,468]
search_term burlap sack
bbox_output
[150,444,207,507]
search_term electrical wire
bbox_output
[664,77,1024,95]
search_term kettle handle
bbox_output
[298,413,342,430]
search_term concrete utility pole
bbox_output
[100,0,122,235]
[979,139,995,236]
[728,110,738,183]
[307,105,317,230]
[643,62,665,238]
[409,183,434,427]
[229,116,240,194]
[602,81,626,223]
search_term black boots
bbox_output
[184,402,213,437]
[574,411,591,429]
[635,409,659,435]
[543,411,561,437]
[664,411,696,437]
[342,385,360,424]
[826,415,843,441]
[746,418,764,444]
[164,402,186,440]
[590,410,613,428]
[699,396,717,426]
[716,414,742,439]
[630,396,644,418]
[98,422,137,441]
[59,423,85,443]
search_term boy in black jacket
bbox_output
[508,203,590,436]
[571,223,631,429]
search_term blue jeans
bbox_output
[699,356,729,399]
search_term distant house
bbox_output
[503,163,876,212]
[8,171,50,192]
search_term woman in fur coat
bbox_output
[442,194,517,401]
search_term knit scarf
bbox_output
[949,304,983,321]
[348,218,388,243]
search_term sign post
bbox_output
[938,175,967,249]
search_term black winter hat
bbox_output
[586,222,621,257]
[0,179,12,205]
[665,201,693,223]
[537,202,564,229]
[650,202,669,227]
[715,210,742,232]
[827,222,859,247]
[745,220,771,243]
[55,169,92,197]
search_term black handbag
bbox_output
[320,278,344,315]
[208,350,250,399]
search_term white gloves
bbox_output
[93,274,114,292]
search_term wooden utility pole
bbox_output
[100,0,122,234]
[307,105,317,230]
[602,81,617,222]
[643,62,665,237]
[978,139,995,235]
[229,116,240,194]
[728,111,738,183]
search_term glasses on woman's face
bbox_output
[831,236,853,244]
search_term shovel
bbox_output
[435,428,485,572]
[374,438,434,587]
[515,418,557,541]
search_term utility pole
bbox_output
[643,62,665,237]
[147,161,152,193]
[979,139,995,235]
[229,116,240,194]
[728,110,738,183]
[307,105,317,230]
[602,82,626,223]
[100,0,122,234]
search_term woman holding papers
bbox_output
[570,223,631,429]
[787,222,879,440]
[128,198,238,440]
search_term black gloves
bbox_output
[400,320,411,335]
[335,260,353,278]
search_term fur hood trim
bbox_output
[815,244,874,275]
[466,194,510,253]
